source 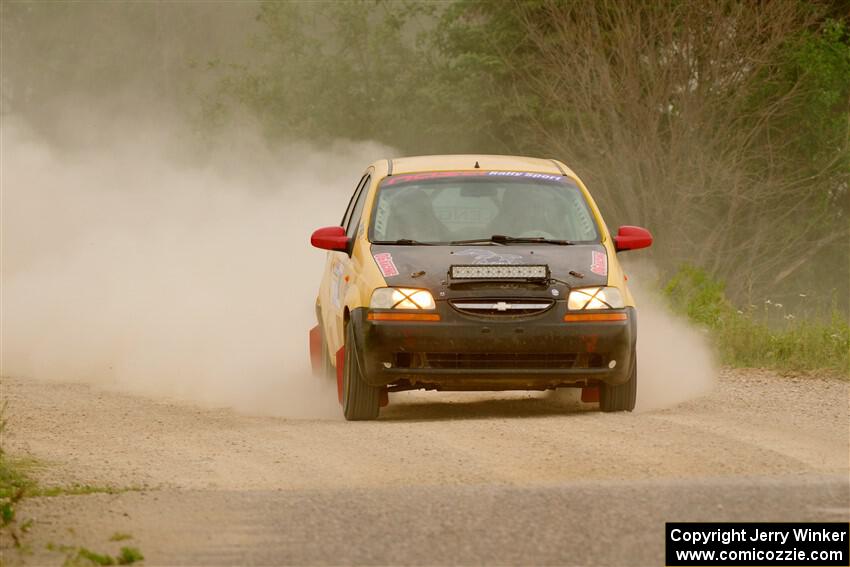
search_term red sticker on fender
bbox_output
[591,250,608,276]
[374,253,399,277]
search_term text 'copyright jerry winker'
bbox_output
[666,523,849,566]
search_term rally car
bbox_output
[309,155,652,420]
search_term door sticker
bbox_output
[331,262,344,307]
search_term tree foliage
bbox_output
[429,1,849,307]
[210,0,849,311]
[207,1,441,151]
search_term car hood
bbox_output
[369,243,609,299]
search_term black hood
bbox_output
[369,244,609,300]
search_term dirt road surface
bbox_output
[2,369,848,565]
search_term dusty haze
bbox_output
[1,0,714,418]
[2,116,392,418]
[630,273,716,411]
[1,112,715,417]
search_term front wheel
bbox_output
[600,352,637,412]
[342,323,381,421]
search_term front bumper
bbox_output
[349,303,636,391]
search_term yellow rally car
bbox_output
[309,155,652,420]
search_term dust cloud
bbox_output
[2,115,715,418]
[630,269,717,411]
[2,116,389,418]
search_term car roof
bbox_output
[374,154,578,178]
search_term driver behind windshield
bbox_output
[380,187,448,243]
[371,176,598,244]
[487,187,562,239]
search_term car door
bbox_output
[324,172,371,354]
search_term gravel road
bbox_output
[1,369,848,565]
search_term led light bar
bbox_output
[450,264,549,280]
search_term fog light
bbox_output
[383,362,392,369]
[608,360,617,369]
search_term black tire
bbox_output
[600,352,637,412]
[342,322,380,421]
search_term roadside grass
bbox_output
[32,484,147,498]
[1,399,148,560]
[1,400,35,552]
[664,265,850,376]
[47,542,144,566]
[1,402,33,530]
[2,442,143,504]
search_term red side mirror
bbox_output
[311,226,350,252]
[614,225,653,252]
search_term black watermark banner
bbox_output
[666,523,849,566]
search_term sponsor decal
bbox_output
[486,171,564,182]
[373,252,400,277]
[382,171,488,186]
[590,250,608,276]
[454,248,524,265]
[382,170,566,186]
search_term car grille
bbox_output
[449,298,554,317]
[394,352,606,370]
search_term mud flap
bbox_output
[581,386,600,403]
[309,325,322,376]
[336,347,345,405]
[379,389,389,407]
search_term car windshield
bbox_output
[369,171,599,244]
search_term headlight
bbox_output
[370,287,436,310]
[567,286,624,310]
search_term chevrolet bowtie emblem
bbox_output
[494,302,510,311]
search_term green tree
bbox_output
[429,1,849,309]
[208,1,442,151]
[211,0,849,312]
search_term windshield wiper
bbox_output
[450,234,573,246]
[447,237,506,245]
[493,234,574,245]
[371,239,439,246]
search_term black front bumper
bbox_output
[349,303,636,391]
